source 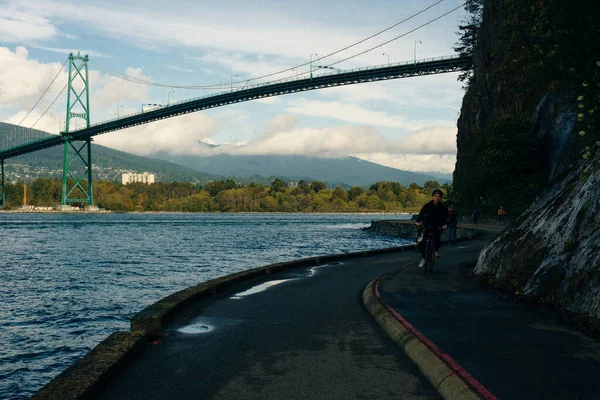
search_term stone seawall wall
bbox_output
[365,220,476,242]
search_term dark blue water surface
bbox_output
[0,212,410,399]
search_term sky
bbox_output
[0,0,469,176]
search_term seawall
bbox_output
[364,219,477,242]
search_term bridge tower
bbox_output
[59,52,97,210]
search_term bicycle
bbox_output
[418,226,442,276]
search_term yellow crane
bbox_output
[23,182,26,206]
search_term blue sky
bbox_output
[0,0,469,175]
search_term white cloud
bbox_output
[318,82,393,103]
[165,65,195,73]
[0,46,67,108]
[33,46,112,58]
[0,9,57,42]
[93,67,152,108]
[177,116,458,174]
[287,98,422,130]
[255,97,281,105]
[355,152,456,175]
[94,112,219,155]
[232,125,384,157]
[389,126,457,154]
[5,109,62,134]
[263,114,299,138]
[5,0,466,67]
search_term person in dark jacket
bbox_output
[447,205,458,244]
[472,209,479,226]
[415,189,448,267]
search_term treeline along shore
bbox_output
[2,177,456,213]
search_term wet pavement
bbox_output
[90,225,600,400]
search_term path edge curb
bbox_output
[362,275,491,400]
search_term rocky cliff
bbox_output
[454,0,600,320]
[474,107,600,317]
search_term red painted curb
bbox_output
[373,271,498,400]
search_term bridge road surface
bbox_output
[91,227,600,399]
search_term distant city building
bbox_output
[122,172,155,185]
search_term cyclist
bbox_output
[415,189,448,268]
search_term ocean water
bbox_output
[0,212,410,399]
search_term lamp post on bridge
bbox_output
[167,90,175,105]
[230,75,238,92]
[382,52,390,66]
[414,40,422,64]
[310,53,318,79]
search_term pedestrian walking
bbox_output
[447,205,458,244]
[472,209,479,226]
[497,206,506,225]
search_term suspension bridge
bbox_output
[0,0,471,209]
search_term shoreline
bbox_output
[0,209,417,215]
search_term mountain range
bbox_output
[0,122,449,187]
[153,152,447,187]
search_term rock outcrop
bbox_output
[455,0,600,318]
[474,110,600,317]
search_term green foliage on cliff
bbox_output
[1,178,444,213]
[454,0,600,214]
[453,0,483,85]
[499,0,600,121]
[460,114,545,213]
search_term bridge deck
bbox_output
[0,55,470,160]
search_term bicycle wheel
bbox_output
[424,237,434,276]
[428,247,435,274]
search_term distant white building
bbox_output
[122,172,155,185]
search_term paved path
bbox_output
[374,228,600,399]
[93,253,442,399]
[91,225,600,400]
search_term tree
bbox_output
[310,180,326,193]
[422,181,441,195]
[332,186,348,202]
[291,180,311,196]
[453,0,483,85]
[269,178,287,194]
[347,186,363,201]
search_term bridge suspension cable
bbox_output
[18,58,68,126]
[29,82,68,130]
[320,1,466,70]
[88,0,459,90]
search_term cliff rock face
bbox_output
[455,0,600,317]
[454,0,506,191]
[474,103,600,317]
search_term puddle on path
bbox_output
[229,261,345,298]
[230,279,296,299]
[178,322,213,334]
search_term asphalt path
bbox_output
[378,228,600,400]
[93,251,444,400]
[91,225,600,400]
